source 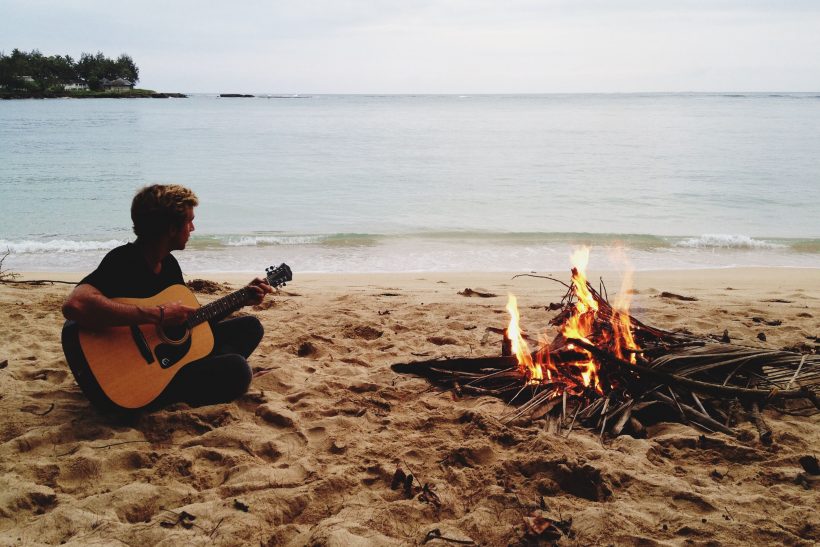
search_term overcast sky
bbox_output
[2,0,819,93]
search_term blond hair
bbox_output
[131,184,199,240]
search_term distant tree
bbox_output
[51,55,76,83]
[0,52,12,88]
[0,49,37,90]
[0,49,140,92]
[27,50,53,91]
[76,51,107,90]
[29,52,76,91]
[115,54,139,84]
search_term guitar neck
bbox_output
[187,287,252,327]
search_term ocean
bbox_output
[1,93,819,273]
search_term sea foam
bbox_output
[673,234,786,250]
[0,239,124,254]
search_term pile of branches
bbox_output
[392,275,819,443]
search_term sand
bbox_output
[0,268,818,546]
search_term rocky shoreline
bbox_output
[0,90,187,99]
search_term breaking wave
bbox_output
[0,239,125,254]
[189,233,381,248]
[4,232,819,255]
[672,234,787,250]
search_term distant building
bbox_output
[101,78,134,92]
[62,81,88,91]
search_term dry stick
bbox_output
[749,402,773,445]
[744,369,783,390]
[512,387,563,422]
[464,367,519,387]
[91,440,151,450]
[511,273,571,290]
[691,392,710,417]
[564,402,582,437]
[528,389,562,417]
[580,397,604,418]
[55,446,80,458]
[604,399,632,423]
[585,281,683,341]
[785,355,809,389]
[611,403,633,436]
[629,416,646,437]
[0,279,76,285]
[506,382,531,407]
[667,387,689,424]
[651,391,734,436]
[460,385,505,396]
[726,399,742,427]
[503,388,550,422]
[568,338,810,400]
[428,367,513,380]
[209,517,225,538]
[561,391,567,427]
[599,395,611,442]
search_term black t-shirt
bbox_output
[80,243,184,298]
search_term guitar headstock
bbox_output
[265,263,293,289]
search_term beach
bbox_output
[1,267,817,545]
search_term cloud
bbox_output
[2,0,819,92]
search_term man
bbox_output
[62,184,272,410]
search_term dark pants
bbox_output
[154,315,263,408]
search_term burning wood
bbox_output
[393,249,820,442]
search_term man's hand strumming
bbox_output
[246,277,273,305]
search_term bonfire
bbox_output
[393,249,819,442]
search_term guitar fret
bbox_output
[187,287,252,329]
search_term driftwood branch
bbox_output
[0,249,21,282]
[569,338,810,400]
[0,249,75,285]
[1,279,76,285]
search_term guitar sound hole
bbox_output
[161,325,188,343]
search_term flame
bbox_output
[506,294,542,382]
[563,248,599,346]
[611,268,638,364]
[560,247,602,392]
[606,248,638,365]
[502,247,640,397]
[535,332,554,382]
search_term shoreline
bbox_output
[16,265,820,285]
[0,90,187,100]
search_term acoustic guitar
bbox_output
[62,264,292,411]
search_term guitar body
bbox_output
[63,285,214,410]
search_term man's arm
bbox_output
[62,284,194,329]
